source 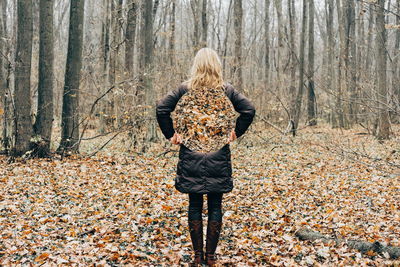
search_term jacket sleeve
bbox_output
[227,86,256,138]
[156,86,186,139]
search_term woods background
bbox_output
[0,0,399,157]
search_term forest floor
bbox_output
[0,123,400,266]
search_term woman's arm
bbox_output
[226,85,256,138]
[156,85,187,139]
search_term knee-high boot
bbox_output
[205,221,222,266]
[188,220,205,266]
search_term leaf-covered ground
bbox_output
[1,125,399,266]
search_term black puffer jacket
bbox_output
[156,83,255,194]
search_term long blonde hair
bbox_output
[187,48,224,90]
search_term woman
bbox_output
[156,48,255,266]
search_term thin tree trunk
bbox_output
[0,0,7,151]
[265,0,271,84]
[288,0,296,114]
[58,0,85,152]
[376,0,390,139]
[169,0,176,66]
[125,0,137,75]
[365,4,374,75]
[201,0,207,47]
[274,0,283,81]
[34,0,54,155]
[292,0,307,133]
[336,0,345,128]
[346,0,357,125]
[13,0,33,156]
[326,0,335,127]
[222,0,233,73]
[307,0,316,126]
[191,0,200,52]
[392,0,400,121]
[233,0,243,91]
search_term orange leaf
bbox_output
[35,253,50,262]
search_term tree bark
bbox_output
[59,0,85,152]
[125,0,137,75]
[13,0,33,156]
[325,0,336,126]
[34,0,54,154]
[346,0,357,125]
[335,0,345,128]
[288,0,296,106]
[274,0,283,81]
[201,0,207,47]
[392,0,400,121]
[0,0,8,151]
[376,0,390,140]
[307,0,316,126]
[233,0,243,91]
[191,0,200,52]
[169,0,176,66]
[292,0,307,133]
[139,0,155,144]
[264,0,271,84]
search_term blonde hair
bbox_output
[187,48,224,91]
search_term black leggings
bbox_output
[188,193,223,222]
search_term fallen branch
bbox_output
[295,228,400,259]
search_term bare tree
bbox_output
[325,0,336,126]
[34,0,54,155]
[139,0,155,143]
[125,0,138,75]
[335,0,346,128]
[13,0,33,156]
[392,0,400,120]
[307,0,316,126]
[233,0,243,91]
[292,0,307,133]
[288,0,296,108]
[265,0,271,84]
[201,0,208,47]
[169,0,176,66]
[59,0,85,152]
[274,0,283,80]
[376,0,390,139]
[191,0,201,52]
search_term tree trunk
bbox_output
[0,0,7,151]
[13,0,33,156]
[365,4,374,76]
[191,0,200,52]
[201,0,207,47]
[346,0,357,125]
[392,0,400,122]
[125,0,137,75]
[326,0,336,127]
[58,0,85,152]
[139,0,155,145]
[274,0,283,81]
[335,0,345,128]
[288,0,296,108]
[264,0,271,84]
[292,0,307,133]
[169,0,176,66]
[34,0,54,155]
[233,0,243,91]
[307,0,316,126]
[376,0,390,139]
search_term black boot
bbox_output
[189,220,205,266]
[205,221,222,266]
